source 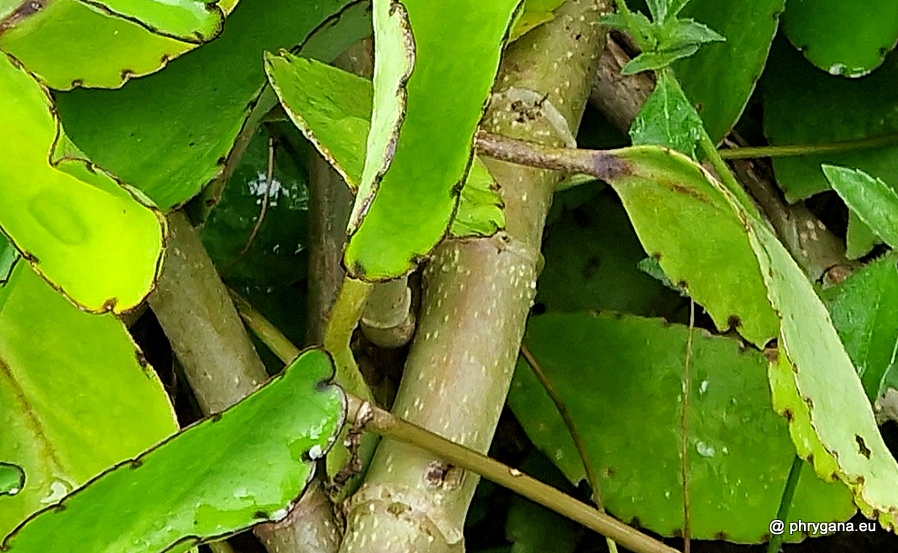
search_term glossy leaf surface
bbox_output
[509,312,854,542]
[0,0,237,89]
[630,71,704,157]
[0,53,164,313]
[782,0,898,77]
[0,261,177,538]
[0,464,24,497]
[824,165,898,249]
[54,0,369,210]
[822,253,898,401]
[265,51,505,239]
[343,0,520,280]
[3,350,345,553]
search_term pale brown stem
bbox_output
[338,1,610,551]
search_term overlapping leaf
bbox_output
[0,53,164,313]
[2,350,345,553]
[821,253,898,402]
[509,312,855,542]
[0,0,237,89]
[0,260,177,539]
[824,165,898,249]
[508,0,565,42]
[341,0,521,280]
[265,51,505,240]
[54,0,370,210]
[0,464,24,497]
[605,142,898,529]
[782,0,898,77]
[600,146,778,346]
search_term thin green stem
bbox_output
[719,134,898,160]
[323,275,374,402]
[521,345,619,553]
[233,291,677,553]
[680,300,695,553]
[767,456,803,553]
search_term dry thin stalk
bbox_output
[148,211,341,553]
[337,1,610,551]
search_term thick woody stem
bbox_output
[337,1,610,551]
[148,211,341,553]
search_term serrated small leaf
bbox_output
[661,18,724,49]
[2,350,345,553]
[630,71,704,157]
[621,45,699,75]
[823,165,898,250]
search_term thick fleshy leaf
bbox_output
[0,464,24,497]
[630,71,704,157]
[823,165,898,249]
[343,0,521,280]
[782,0,898,77]
[2,350,345,552]
[821,253,898,402]
[674,0,784,141]
[0,0,237,89]
[509,312,855,542]
[0,261,177,538]
[602,147,779,347]
[763,40,898,203]
[0,53,164,313]
[54,0,370,210]
[265,51,505,239]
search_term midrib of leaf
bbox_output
[0,355,69,490]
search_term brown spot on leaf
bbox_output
[783,409,793,422]
[714,531,728,540]
[727,314,742,329]
[856,435,872,459]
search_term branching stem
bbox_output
[719,134,898,160]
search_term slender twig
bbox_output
[719,134,898,160]
[224,135,277,276]
[521,345,619,553]
[679,300,695,553]
[767,456,803,553]
[230,294,678,553]
[208,540,237,553]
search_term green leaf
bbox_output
[2,350,345,552]
[342,0,521,280]
[821,253,898,401]
[0,0,237,89]
[601,146,779,347]
[674,0,784,141]
[847,210,880,261]
[763,39,898,203]
[81,0,224,42]
[646,0,689,23]
[200,124,311,348]
[264,51,504,240]
[537,188,682,318]
[823,165,898,249]
[0,53,164,313]
[0,261,177,538]
[622,45,699,75]
[660,18,724,51]
[509,312,855,542]
[54,0,370,211]
[782,0,898,77]
[630,71,705,157]
[0,464,25,497]
[0,238,19,286]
